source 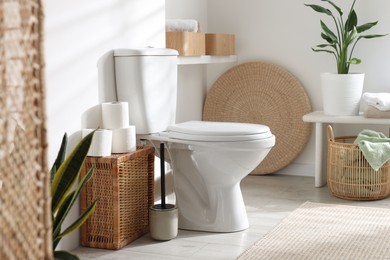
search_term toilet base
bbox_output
[176,183,249,233]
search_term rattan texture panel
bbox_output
[0,0,51,259]
[203,62,312,175]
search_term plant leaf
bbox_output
[348,58,362,64]
[53,191,75,238]
[53,166,95,238]
[358,34,388,40]
[54,250,80,260]
[320,0,343,16]
[321,20,338,43]
[345,27,358,46]
[59,199,98,238]
[50,133,68,183]
[312,48,336,55]
[356,21,378,33]
[51,130,95,212]
[345,9,358,31]
[305,4,332,16]
[53,236,62,251]
[321,32,334,44]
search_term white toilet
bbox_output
[98,48,275,232]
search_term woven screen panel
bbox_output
[0,0,52,259]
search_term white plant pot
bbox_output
[321,73,365,116]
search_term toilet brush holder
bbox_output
[149,142,178,241]
[149,204,178,241]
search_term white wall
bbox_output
[206,0,390,174]
[45,0,165,250]
[45,0,390,251]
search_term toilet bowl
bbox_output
[145,121,275,232]
[97,48,275,232]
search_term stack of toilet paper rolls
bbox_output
[82,102,136,157]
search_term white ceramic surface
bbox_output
[98,48,276,232]
[165,136,275,232]
[321,73,365,116]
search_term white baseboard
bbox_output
[276,162,315,177]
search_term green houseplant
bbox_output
[51,131,98,260]
[305,0,387,115]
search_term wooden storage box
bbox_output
[80,147,154,249]
[205,33,235,56]
[166,32,205,56]
[327,125,390,200]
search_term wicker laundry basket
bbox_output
[327,125,390,200]
[80,146,154,249]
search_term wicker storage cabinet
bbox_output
[80,147,154,249]
[327,125,390,200]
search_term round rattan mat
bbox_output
[203,62,312,175]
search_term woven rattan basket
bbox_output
[327,125,390,200]
[80,146,154,249]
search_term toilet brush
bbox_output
[149,142,178,240]
[160,142,166,209]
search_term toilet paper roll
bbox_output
[112,126,136,153]
[82,129,112,157]
[101,102,129,130]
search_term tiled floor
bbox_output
[72,174,390,259]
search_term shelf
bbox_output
[177,55,237,65]
[303,111,390,124]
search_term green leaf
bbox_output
[321,32,334,44]
[356,21,378,33]
[312,48,336,55]
[358,34,388,40]
[53,191,75,238]
[54,250,80,260]
[51,130,95,213]
[305,4,332,16]
[320,0,343,16]
[321,20,338,43]
[60,199,98,238]
[53,166,95,238]
[345,27,358,46]
[53,236,62,251]
[348,58,362,64]
[345,9,357,31]
[50,133,67,183]
[316,43,334,48]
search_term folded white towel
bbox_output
[362,92,390,111]
[166,19,199,32]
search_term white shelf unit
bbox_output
[303,111,390,188]
[178,55,237,65]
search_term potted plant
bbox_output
[51,131,98,259]
[305,0,387,116]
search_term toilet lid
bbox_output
[167,121,272,141]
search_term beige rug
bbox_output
[238,202,390,260]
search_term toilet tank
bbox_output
[114,48,178,134]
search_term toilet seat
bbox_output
[167,121,273,142]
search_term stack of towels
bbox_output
[166,19,200,32]
[362,93,390,118]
